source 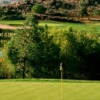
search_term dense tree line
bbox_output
[0,15,100,80]
[0,29,14,47]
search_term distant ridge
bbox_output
[1,0,100,21]
[0,0,18,5]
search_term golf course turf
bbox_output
[0,20,100,100]
[0,79,100,100]
[0,20,100,32]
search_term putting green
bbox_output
[0,80,100,100]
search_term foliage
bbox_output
[78,0,89,17]
[32,3,46,14]
[0,6,5,20]
[5,28,38,78]
[0,29,14,33]
[67,31,99,79]
[0,29,14,47]
[3,20,100,79]
[25,14,38,27]
[0,0,100,20]
[78,7,88,17]
[32,25,60,78]
[50,27,100,79]
[94,10,100,16]
[4,15,60,78]
[0,49,15,79]
[2,15,100,79]
[79,0,89,6]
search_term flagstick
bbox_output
[61,69,63,100]
[60,63,63,100]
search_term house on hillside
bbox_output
[0,0,18,5]
[10,0,18,4]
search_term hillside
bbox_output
[0,0,18,5]
[0,0,100,21]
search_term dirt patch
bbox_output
[0,24,17,29]
[94,23,100,25]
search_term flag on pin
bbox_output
[60,63,62,71]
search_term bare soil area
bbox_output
[0,24,17,29]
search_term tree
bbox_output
[78,7,88,17]
[78,0,88,17]
[5,15,60,78]
[5,15,39,78]
[6,29,37,78]
[59,28,100,79]
[32,3,46,14]
[25,14,38,29]
[0,7,4,19]
[94,10,100,16]
[33,25,60,78]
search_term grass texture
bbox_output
[39,20,100,32]
[0,20,24,26]
[0,20,100,32]
[0,79,100,100]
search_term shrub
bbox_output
[94,10,100,16]
[32,3,46,14]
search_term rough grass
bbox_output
[0,79,100,100]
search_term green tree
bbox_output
[5,15,39,78]
[0,7,4,19]
[94,10,100,16]
[33,25,60,78]
[50,27,100,79]
[32,3,46,14]
[6,29,37,78]
[5,15,60,78]
[78,7,88,17]
[78,0,88,17]
[60,28,100,79]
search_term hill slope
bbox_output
[0,0,100,21]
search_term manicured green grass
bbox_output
[0,20,100,32]
[39,20,100,32]
[0,20,24,26]
[0,79,100,100]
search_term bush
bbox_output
[94,10,100,16]
[32,3,46,14]
[0,63,15,79]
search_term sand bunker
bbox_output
[0,24,17,29]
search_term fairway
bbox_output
[0,20,24,26]
[0,80,100,100]
[39,21,100,32]
[0,20,100,32]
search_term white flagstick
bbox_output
[60,63,63,100]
